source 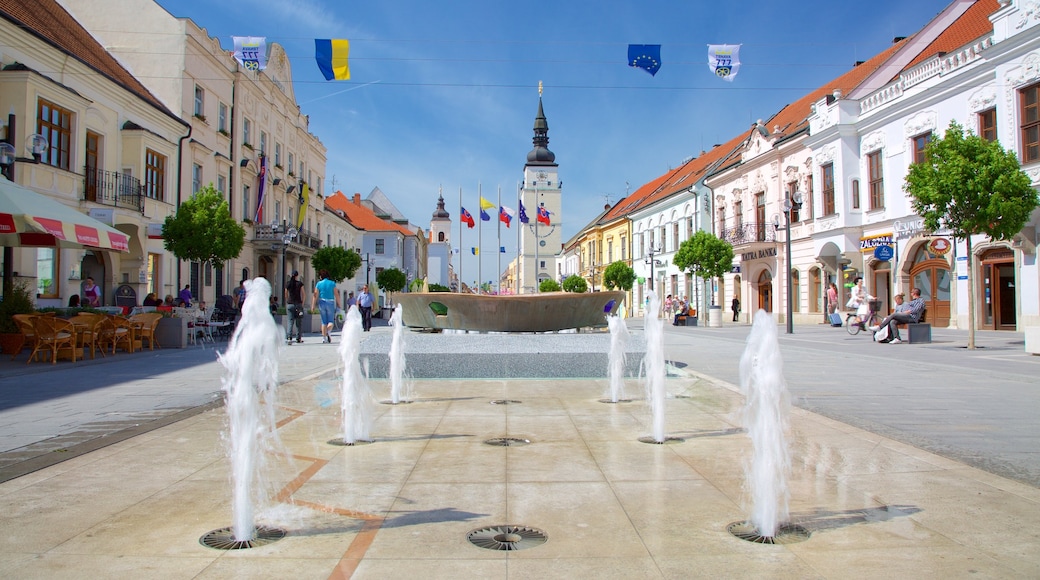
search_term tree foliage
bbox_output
[602,261,636,291]
[539,278,561,292]
[376,267,407,294]
[673,230,734,305]
[904,120,1038,348]
[162,185,245,267]
[311,246,361,283]
[905,121,1037,241]
[562,274,588,293]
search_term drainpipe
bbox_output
[174,121,192,294]
[227,77,238,291]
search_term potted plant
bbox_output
[0,281,36,354]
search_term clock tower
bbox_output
[518,86,561,293]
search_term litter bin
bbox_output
[685,316,698,326]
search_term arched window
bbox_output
[809,267,822,313]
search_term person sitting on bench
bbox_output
[870,287,925,344]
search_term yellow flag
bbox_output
[296,183,309,229]
[479,196,496,211]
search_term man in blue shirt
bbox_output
[356,284,374,331]
[311,269,339,343]
[871,287,926,344]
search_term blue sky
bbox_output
[155,0,953,283]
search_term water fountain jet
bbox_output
[329,306,373,445]
[200,277,286,549]
[603,314,631,403]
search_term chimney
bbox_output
[353,193,361,205]
[854,60,865,67]
[893,36,906,44]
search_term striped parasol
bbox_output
[0,176,129,251]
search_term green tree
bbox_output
[376,267,407,306]
[311,246,361,283]
[602,261,636,291]
[562,274,588,293]
[904,120,1038,349]
[539,278,561,292]
[162,185,245,268]
[673,230,734,307]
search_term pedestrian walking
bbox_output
[178,284,192,308]
[827,282,839,315]
[731,297,740,322]
[284,270,305,344]
[356,284,374,331]
[82,277,101,307]
[311,270,338,343]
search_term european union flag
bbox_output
[628,44,661,77]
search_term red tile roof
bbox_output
[0,0,181,122]
[325,191,416,236]
[903,0,999,70]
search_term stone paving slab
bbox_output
[0,374,1037,578]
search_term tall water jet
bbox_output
[218,277,282,543]
[738,310,791,538]
[388,304,410,404]
[335,306,373,444]
[642,290,667,442]
[606,314,630,403]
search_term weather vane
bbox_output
[538,80,543,96]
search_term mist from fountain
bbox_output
[606,314,629,402]
[642,289,666,442]
[388,304,410,404]
[218,277,281,541]
[738,310,791,538]
[337,306,373,443]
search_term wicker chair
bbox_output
[28,316,79,364]
[11,314,37,361]
[70,312,107,359]
[102,315,135,354]
[128,312,163,350]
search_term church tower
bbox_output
[518,84,561,293]
[427,192,453,288]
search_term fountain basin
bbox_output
[394,291,625,333]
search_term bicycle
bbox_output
[846,299,882,335]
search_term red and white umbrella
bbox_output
[0,176,129,252]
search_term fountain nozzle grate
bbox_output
[727,521,810,544]
[199,526,286,550]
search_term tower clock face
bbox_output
[537,171,547,180]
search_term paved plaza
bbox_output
[0,318,1037,578]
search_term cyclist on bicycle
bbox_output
[846,277,875,327]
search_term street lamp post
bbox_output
[644,243,662,291]
[275,220,298,311]
[772,191,804,334]
[1,114,48,297]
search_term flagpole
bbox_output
[477,182,482,295]
[458,186,463,293]
[516,181,521,295]
[501,186,505,295]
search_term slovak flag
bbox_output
[537,205,551,226]
[499,205,515,227]
[460,207,475,228]
[518,200,530,224]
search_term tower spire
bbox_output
[527,83,555,165]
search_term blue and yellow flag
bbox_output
[628,44,661,76]
[315,39,350,80]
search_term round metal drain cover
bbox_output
[199,525,286,550]
[467,525,547,551]
[490,399,522,405]
[327,438,374,446]
[379,400,414,405]
[727,521,811,544]
[484,437,530,447]
[638,436,685,445]
[598,398,633,404]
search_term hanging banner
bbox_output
[707,44,741,82]
[233,36,267,71]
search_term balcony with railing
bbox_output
[84,168,144,213]
[720,222,776,247]
[253,223,322,251]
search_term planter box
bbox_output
[301,314,322,333]
[155,316,188,349]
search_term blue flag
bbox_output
[479,208,491,221]
[518,200,530,224]
[628,44,661,76]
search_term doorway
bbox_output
[757,270,773,313]
[909,244,951,327]
[980,248,1016,330]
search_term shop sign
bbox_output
[860,233,893,252]
[740,247,777,262]
[894,218,926,239]
[147,223,164,239]
[873,245,894,261]
[928,237,952,256]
